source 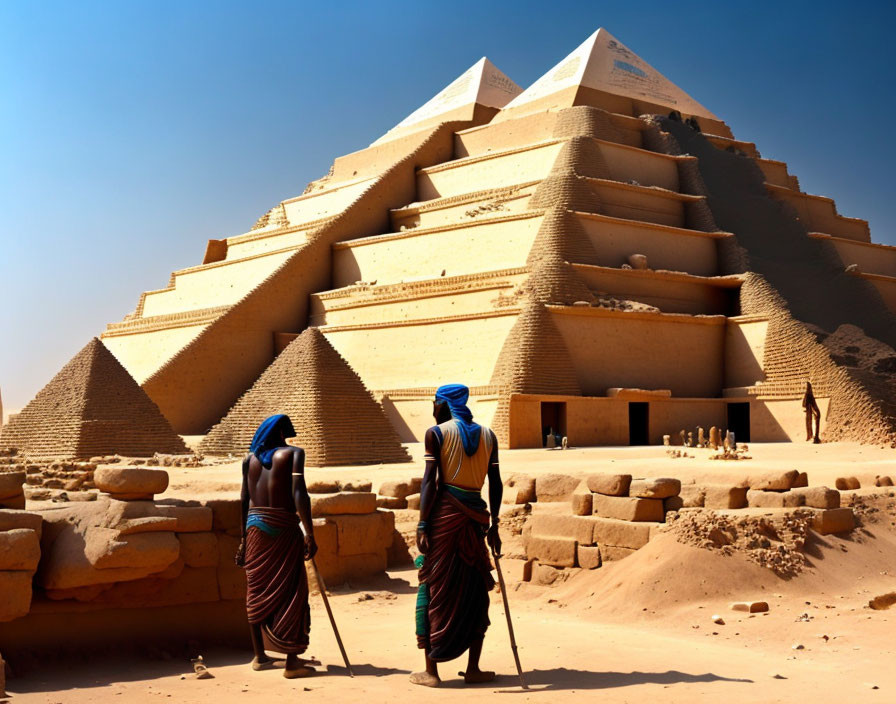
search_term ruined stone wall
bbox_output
[0,468,399,655]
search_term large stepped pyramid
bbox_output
[0,338,187,458]
[15,26,893,460]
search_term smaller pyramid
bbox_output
[501,28,717,120]
[200,328,411,466]
[372,57,522,145]
[0,338,187,458]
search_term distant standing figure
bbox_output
[411,384,502,688]
[802,382,821,443]
[235,414,318,678]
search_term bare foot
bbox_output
[283,665,315,679]
[409,671,441,687]
[251,656,274,671]
[461,669,496,684]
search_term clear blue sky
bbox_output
[2,0,894,419]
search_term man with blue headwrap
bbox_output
[410,384,503,688]
[234,414,318,679]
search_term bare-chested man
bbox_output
[411,384,502,688]
[235,414,318,678]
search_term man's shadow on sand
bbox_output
[433,668,752,691]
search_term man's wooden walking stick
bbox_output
[493,551,528,690]
[310,557,354,677]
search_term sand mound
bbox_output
[549,506,896,620]
[552,532,779,618]
[664,509,813,577]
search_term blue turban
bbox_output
[249,414,296,468]
[435,384,481,456]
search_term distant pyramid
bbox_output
[200,328,411,466]
[372,57,522,145]
[500,28,717,120]
[0,338,187,458]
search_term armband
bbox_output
[417,520,429,532]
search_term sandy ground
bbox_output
[162,440,896,500]
[6,441,896,703]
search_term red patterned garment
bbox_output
[244,507,310,654]
[417,491,495,662]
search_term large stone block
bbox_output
[0,509,43,538]
[747,490,785,508]
[629,478,681,499]
[0,528,40,571]
[94,467,169,496]
[793,472,809,488]
[503,474,536,504]
[535,473,580,502]
[331,511,394,556]
[338,550,388,580]
[703,485,748,509]
[203,499,242,531]
[379,481,415,500]
[679,484,706,508]
[115,516,179,535]
[592,494,664,522]
[376,496,407,510]
[406,493,421,510]
[215,532,246,600]
[586,474,632,497]
[0,570,32,622]
[311,492,377,517]
[577,545,601,569]
[600,545,636,562]
[85,529,180,571]
[590,517,657,549]
[527,515,595,545]
[177,532,218,568]
[571,493,593,516]
[749,470,799,491]
[782,491,806,508]
[0,471,26,500]
[307,479,341,494]
[525,535,577,567]
[791,487,840,509]
[0,495,25,510]
[82,566,221,608]
[810,508,855,535]
[155,505,214,532]
[664,496,684,513]
[39,526,172,590]
[834,477,861,491]
[341,479,374,493]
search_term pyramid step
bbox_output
[310,268,528,327]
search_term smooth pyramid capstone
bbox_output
[500,27,718,120]
[200,328,411,466]
[0,338,187,458]
[372,57,523,145]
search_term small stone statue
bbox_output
[697,427,705,447]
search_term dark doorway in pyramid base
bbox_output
[199,328,410,467]
[727,402,751,444]
[0,338,187,459]
[628,402,649,446]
